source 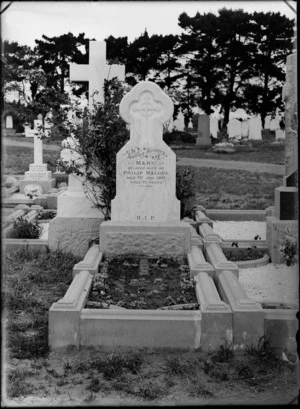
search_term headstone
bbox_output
[227,118,242,140]
[270,116,280,131]
[19,116,55,194]
[24,123,31,136]
[188,118,193,129]
[100,81,190,257]
[210,116,219,139]
[241,120,249,138]
[5,115,13,129]
[196,114,211,148]
[69,40,125,106]
[264,115,271,129]
[248,115,262,140]
[266,49,298,263]
[275,129,285,140]
[173,108,185,131]
[37,113,43,121]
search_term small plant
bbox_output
[36,211,56,220]
[280,229,298,266]
[8,216,43,239]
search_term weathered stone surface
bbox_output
[111,81,180,222]
[49,217,103,258]
[73,244,103,277]
[100,221,191,257]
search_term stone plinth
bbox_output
[19,164,56,194]
[49,217,103,258]
[274,186,298,220]
[100,221,191,257]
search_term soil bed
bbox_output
[223,247,268,262]
[86,257,198,310]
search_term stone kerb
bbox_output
[72,244,103,277]
[216,270,264,350]
[101,81,191,257]
[194,273,232,350]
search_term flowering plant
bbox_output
[214,142,234,148]
[280,229,298,266]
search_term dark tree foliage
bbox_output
[35,32,91,93]
[242,12,294,127]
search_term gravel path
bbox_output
[239,263,299,307]
[212,221,266,241]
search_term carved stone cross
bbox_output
[69,40,125,107]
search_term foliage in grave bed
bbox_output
[36,210,56,220]
[6,216,43,239]
[224,246,269,262]
[86,256,198,310]
[3,250,80,359]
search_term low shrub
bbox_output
[280,229,298,266]
[7,217,43,239]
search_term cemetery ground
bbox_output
[3,252,298,406]
[2,136,298,406]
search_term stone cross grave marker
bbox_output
[69,40,125,107]
[19,116,55,193]
[111,81,180,222]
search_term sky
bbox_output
[1,1,297,48]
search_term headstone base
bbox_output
[100,221,191,257]
[49,216,104,258]
[57,193,103,218]
[195,137,211,149]
[19,178,56,194]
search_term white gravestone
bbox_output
[227,118,242,139]
[270,116,280,131]
[101,81,190,257]
[188,118,193,129]
[69,40,125,106]
[275,129,285,140]
[248,115,262,140]
[20,117,55,193]
[6,115,13,129]
[111,81,180,222]
[264,115,271,129]
[241,120,249,138]
[210,116,219,139]
[173,108,185,131]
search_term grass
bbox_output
[3,145,59,174]
[3,250,80,359]
[175,140,285,164]
[177,166,281,210]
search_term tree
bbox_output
[35,32,90,94]
[178,12,224,116]
[242,12,294,127]
[125,30,162,85]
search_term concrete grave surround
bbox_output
[101,81,190,256]
[70,40,125,106]
[227,118,242,139]
[248,115,262,140]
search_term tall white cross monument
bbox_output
[69,40,125,107]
